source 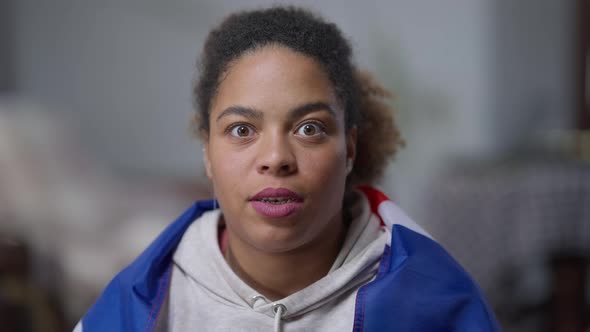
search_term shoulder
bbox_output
[354,187,501,331]
[356,226,502,331]
[77,200,216,332]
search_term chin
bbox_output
[249,226,311,253]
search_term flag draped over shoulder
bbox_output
[76,188,501,332]
[353,186,501,331]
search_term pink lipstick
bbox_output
[250,188,303,218]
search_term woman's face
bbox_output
[204,45,356,253]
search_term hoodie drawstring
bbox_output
[272,303,286,332]
[251,295,287,332]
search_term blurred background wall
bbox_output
[8,0,578,216]
[1,0,588,331]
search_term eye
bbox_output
[296,122,324,137]
[229,124,255,138]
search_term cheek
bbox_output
[299,144,347,188]
[208,145,251,190]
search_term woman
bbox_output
[76,6,501,332]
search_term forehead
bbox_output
[210,45,341,116]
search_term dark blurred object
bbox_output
[0,235,31,332]
[0,234,29,277]
[497,253,589,332]
[547,253,588,332]
[0,234,65,332]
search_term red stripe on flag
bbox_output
[357,186,391,226]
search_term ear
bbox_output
[346,126,357,162]
[202,145,213,180]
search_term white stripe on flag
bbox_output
[73,321,83,332]
[378,201,433,239]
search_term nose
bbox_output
[256,133,297,176]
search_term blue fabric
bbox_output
[80,198,501,331]
[354,225,501,331]
[81,200,215,332]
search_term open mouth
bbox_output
[255,197,298,204]
[250,187,304,218]
[250,187,303,203]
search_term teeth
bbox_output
[258,197,295,204]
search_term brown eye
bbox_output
[230,125,254,138]
[304,124,316,135]
[296,122,323,137]
[237,126,249,136]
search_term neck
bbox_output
[224,214,346,301]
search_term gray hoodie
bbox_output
[161,194,387,332]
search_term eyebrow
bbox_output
[216,106,263,122]
[288,102,336,122]
[216,102,337,122]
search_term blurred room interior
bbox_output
[0,0,588,331]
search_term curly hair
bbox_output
[192,6,403,185]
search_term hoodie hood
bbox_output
[171,191,387,329]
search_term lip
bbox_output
[249,187,304,218]
[250,187,304,201]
